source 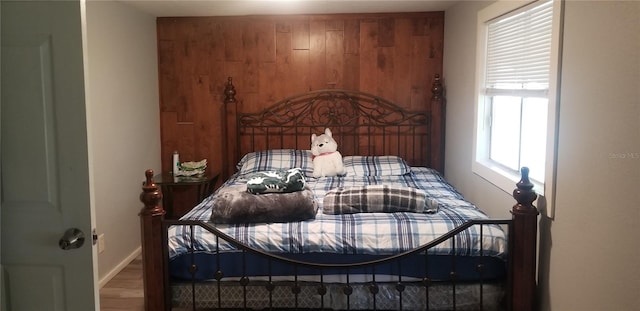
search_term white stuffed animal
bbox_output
[311,128,345,178]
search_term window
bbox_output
[473,0,563,217]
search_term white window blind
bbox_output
[485,0,553,93]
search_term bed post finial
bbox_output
[431,74,443,100]
[511,166,539,311]
[430,74,445,174]
[140,169,164,216]
[224,76,236,104]
[513,167,537,212]
[139,169,166,311]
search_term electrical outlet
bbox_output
[98,234,106,253]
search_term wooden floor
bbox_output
[99,256,144,311]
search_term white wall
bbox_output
[85,1,161,285]
[440,1,513,218]
[444,1,640,310]
[543,1,639,309]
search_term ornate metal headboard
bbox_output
[222,76,445,178]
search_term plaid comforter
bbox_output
[168,167,507,260]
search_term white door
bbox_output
[1,0,98,310]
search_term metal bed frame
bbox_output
[137,75,538,310]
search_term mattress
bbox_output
[167,166,508,282]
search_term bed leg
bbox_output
[511,167,539,311]
[139,169,167,311]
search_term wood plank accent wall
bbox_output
[156,12,444,193]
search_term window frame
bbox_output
[472,0,563,218]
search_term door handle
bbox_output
[59,228,85,250]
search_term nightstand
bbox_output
[153,171,220,219]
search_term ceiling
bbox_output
[118,0,459,17]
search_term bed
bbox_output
[138,75,539,310]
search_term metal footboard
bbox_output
[162,219,512,311]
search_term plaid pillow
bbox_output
[323,185,437,214]
[236,149,314,176]
[343,156,411,176]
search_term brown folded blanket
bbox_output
[210,185,317,224]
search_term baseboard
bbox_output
[98,246,142,289]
